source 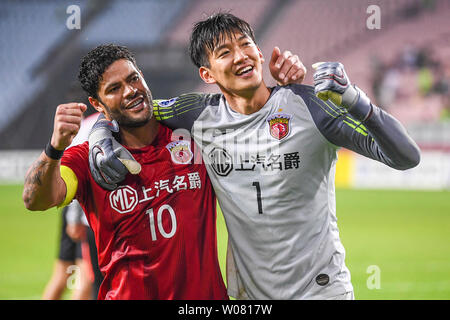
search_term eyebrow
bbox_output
[213,34,248,54]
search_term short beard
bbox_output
[99,90,153,128]
[117,115,151,128]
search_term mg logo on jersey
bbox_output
[267,113,292,140]
[109,185,138,214]
[208,147,233,176]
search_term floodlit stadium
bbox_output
[0,0,449,301]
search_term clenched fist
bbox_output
[51,103,87,151]
[312,62,373,121]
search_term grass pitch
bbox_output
[1,185,449,299]
[336,189,450,299]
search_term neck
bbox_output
[222,82,271,115]
[119,117,159,148]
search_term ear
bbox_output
[257,46,265,63]
[89,97,105,114]
[199,66,217,85]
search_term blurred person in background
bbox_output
[64,199,103,300]
[371,43,449,123]
[42,200,92,300]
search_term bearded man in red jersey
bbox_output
[22,44,228,300]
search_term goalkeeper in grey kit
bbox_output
[87,13,420,299]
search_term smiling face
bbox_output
[199,32,265,97]
[89,59,153,128]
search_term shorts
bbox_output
[57,207,82,261]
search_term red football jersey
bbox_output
[61,124,227,300]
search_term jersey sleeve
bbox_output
[290,85,421,170]
[153,92,221,132]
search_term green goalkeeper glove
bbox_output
[312,62,373,121]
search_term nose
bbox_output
[124,84,137,98]
[233,47,247,64]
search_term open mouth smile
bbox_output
[235,65,254,76]
[125,96,145,110]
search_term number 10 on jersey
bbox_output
[146,204,177,241]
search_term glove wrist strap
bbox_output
[345,85,373,122]
[45,141,65,160]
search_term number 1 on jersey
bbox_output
[252,181,263,214]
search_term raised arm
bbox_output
[23,103,86,211]
[310,62,420,170]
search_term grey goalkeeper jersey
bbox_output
[154,84,420,299]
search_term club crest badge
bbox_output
[166,140,193,164]
[267,113,292,140]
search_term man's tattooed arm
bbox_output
[23,102,86,211]
[23,152,67,211]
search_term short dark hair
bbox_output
[188,12,256,68]
[78,44,137,98]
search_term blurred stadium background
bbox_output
[0,0,449,300]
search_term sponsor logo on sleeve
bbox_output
[157,98,177,108]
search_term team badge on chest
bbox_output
[166,140,193,164]
[267,113,292,140]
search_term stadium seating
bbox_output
[258,0,438,87]
[1,0,449,148]
[336,0,450,124]
[0,0,187,148]
[81,0,186,46]
[0,0,89,132]
[164,0,274,47]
